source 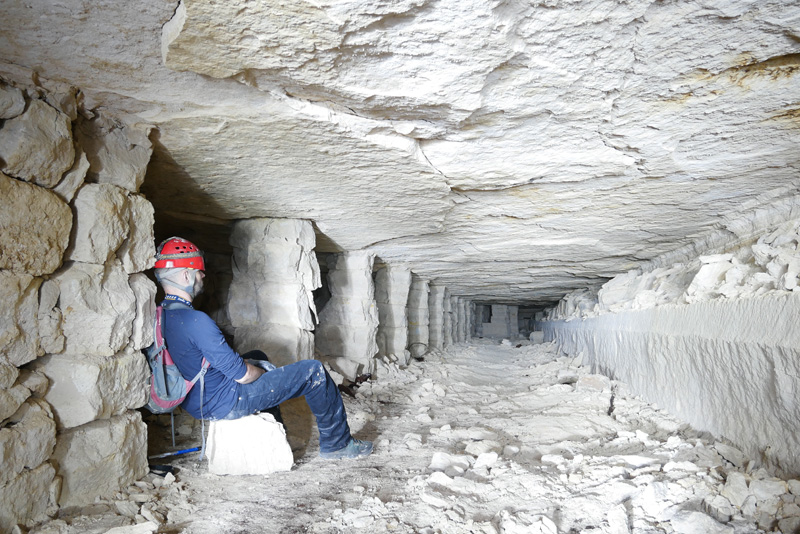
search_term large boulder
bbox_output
[36,351,149,429]
[0,172,73,276]
[50,262,137,357]
[52,411,148,507]
[0,98,74,188]
[66,183,130,265]
[74,112,153,193]
[0,399,57,486]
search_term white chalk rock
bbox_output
[375,266,412,306]
[52,147,90,203]
[0,270,41,366]
[0,362,19,390]
[0,82,25,119]
[375,265,411,360]
[230,217,316,254]
[52,411,148,507]
[0,383,31,424]
[0,399,57,485]
[51,261,137,357]
[465,440,501,456]
[117,194,156,274]
[207,413,293,475]
[495,510,557,534]
[0,99,74,188]
[0,462,55,532]
[66,183,130,264]
[233,324,315,367]
[749,478,787,515]
[429,452,472,473]
[104,522,159,534]
[721,472,750,508]
[37,279,65,355]
[713,442,748,468]
[703,495,734,523]
[685,261,733,300]
[474,451,498,469]
[17,369,49,398]
[529,331,545,344]
[576,374,612,392]
[0,172,73,275]
[377,299,410,328]
[36,351,149,429]
[377,328,409,363]
[699,254,734,264]
[669,510,733,534]
[74,112,153,193]
[129,273,156,351]
[316,251,379,378]
[228,217,320,365]
[326,252,376,298]
[230,281,316,330]
[231,230,317,285]
[428,285,446,351]
[407,275,430,359]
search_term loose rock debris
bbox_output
[26,341,800,533]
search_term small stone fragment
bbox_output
[0,83,25,119]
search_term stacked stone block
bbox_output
[467,300,475,341]
[227,218,321,367]
[374,265,411,363]
[315,251,379,380]
[482,304,520,339]
[456,297,467,343]
[0,74,154,528]
[407,275,430,360]
[428,285,446,350]
[444,292,454,346]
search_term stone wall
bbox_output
[406,274,430,360]
[427,284,446,351]
[543,215,800,476]
[374,264,411,363]
[0,73,154,528]
[315,251,379,380]
[227,218,320,367]
[456,298,467,343]
[442,289,452,347]
[481,305,520,339]
[545,295,800,476]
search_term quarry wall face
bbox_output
[544,216,800,477]
[545,295,800,476]
[0,72,155,529]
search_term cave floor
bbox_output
[42,341,795,533]
[147,341,787,534]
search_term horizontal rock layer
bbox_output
[1,1,797,304]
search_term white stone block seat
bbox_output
[206,413,293,475]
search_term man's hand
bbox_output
[235,362,265,384]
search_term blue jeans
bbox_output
[223,353,352,453]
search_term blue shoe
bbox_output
[320,438,373,460]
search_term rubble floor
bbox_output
[33,340,800,534]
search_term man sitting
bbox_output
[153,236,372,460]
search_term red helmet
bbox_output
[154,237,205,270]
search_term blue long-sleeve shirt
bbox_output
[161,300,247,419]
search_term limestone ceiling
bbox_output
[1,0,799,305]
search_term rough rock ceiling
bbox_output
[2,0,799,305]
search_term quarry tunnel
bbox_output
[1,0,800,532]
